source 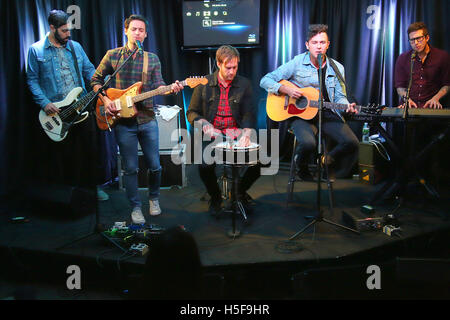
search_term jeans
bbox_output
[115,119,161,208]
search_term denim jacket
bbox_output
[260,52,350,120]
[26,34,96,109]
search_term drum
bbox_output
[213,142,260,166]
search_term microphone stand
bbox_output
[57,44,140,251]
[289,54,359,241]
[402,52,416,120]
[386,52,417,218]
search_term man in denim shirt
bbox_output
[260,24,359,180]
[26,10,104,196]
[27,10,95,115]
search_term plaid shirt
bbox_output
[91,46,166,124]
[213,75,241,139]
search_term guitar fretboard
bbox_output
[132,80,187,103]
[309,100,362,112]
[60,90,96,120]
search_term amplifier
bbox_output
[342,210,385,232]
[358,142,388,185]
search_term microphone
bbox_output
[135,40,143,51]
[318,53,323,65]
[411,51,417,59]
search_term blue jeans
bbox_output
[115,119,161,208]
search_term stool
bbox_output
[217,165,249,224]
[286,129,335,211]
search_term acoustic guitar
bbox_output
[266,80,381,122]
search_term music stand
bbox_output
[57,45,141,251]
[289,54,360,241]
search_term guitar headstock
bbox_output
[185,77,208,88]
[362,103,384,115]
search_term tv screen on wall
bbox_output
[182,0,261,50]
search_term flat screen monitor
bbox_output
[182,0,261,50]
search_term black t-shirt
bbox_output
[316,65,341,121]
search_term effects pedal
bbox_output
[130,243,149,256]
[383,225,402,237]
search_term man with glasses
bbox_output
[393,22,450,195]
[394,22,450,109]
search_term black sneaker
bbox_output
[208,197,223,217]
[297,169,315,182]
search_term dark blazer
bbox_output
[187,71,256,130]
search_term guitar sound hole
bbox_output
[295,96,308,110]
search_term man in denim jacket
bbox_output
[27,10,95,115]
[260,24,359,180]
[26,10,101,192]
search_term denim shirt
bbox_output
[260,52,350,119]
[26,34,96,109]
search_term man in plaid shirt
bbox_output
[187,45,260,217]
[91,14,183,224]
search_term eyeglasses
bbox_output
[409,35,427,44]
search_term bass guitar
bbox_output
[39,88,96,142]
[266,80,382,122]
[95,77,208,130]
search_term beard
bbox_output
[55,30,70,45]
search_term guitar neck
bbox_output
[132,80,187,104]
[73,90,96,111]
[310,100,361,112]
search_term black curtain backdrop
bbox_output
[1,0,449,197]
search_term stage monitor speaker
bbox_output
[24,183,96,216]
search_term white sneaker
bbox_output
[131,207,146,224]
[149,199,161,216]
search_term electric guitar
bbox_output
[95,77,208,130]
[266,80,382,122]
[39,88,96,142]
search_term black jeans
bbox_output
[290,111,359,177]
[197,139,261,200]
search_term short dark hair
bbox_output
[307,24,329,41]
[216,45,240,64]
[48,10,69,29]
[407,22,428,37]
[124,14,149,32]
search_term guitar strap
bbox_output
[142,51,149,83]
[327,57,358,104]
[68,41,83,89]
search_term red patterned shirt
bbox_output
[213,75,241,139]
